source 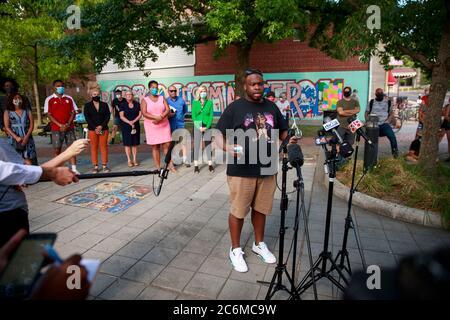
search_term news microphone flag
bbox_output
[348,119,364,134]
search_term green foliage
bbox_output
[0,0,88,94]
[205,0,306,50]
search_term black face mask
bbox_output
[375,93,384,101]
[343,91,351,98]
[92,96,100,102]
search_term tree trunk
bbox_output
[234,44,251,98]
[32,44,42,125]
[418,65,449,174]
[418,6,450,175]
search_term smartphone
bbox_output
[83,128,89,139]
[0,233,57,299]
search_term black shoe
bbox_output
[194,166,200,173]
[209,165,214,173]
[445,157,450,162]
[392,149,399,158]
[185,162,191,168]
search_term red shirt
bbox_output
[47,95,75,131]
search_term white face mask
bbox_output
[13,99,22,106]
[200,92,207,99]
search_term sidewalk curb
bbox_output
[317,151,446,230]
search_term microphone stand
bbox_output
[259,142,300,300]
[334,133,367,275]
[296,142,349,296]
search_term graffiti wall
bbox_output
[98,71,369,119]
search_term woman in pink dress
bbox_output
[141,80,174,171]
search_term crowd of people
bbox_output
[0,72,449,300]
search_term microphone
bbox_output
[287,143,304,167]
[279,128,296,153]
[156,141,176,196]
[323,117,344,144]
[347,116,373,146]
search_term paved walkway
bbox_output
[25,124,449,300]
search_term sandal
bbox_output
[128,161,134,167]
[133,161,139,167]
[91,167,99,174]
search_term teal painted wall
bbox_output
[98,71,369,119]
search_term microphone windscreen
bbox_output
[287,144,304,167]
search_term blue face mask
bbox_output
[150,88,158,96]
[56,87,65,95]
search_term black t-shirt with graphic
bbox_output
[216,98,288,177]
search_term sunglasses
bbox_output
[245,68,263,77]
[169,90,177,93]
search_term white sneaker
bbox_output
[229,247,248,273]
[73,169,81,175]
[252,242,276,264]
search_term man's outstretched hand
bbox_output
[41,167,79,185]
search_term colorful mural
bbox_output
[98,71,369,119]
[56,181,152,213]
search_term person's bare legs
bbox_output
[152,144,161,169]
[132,146,138,164]
[125,146,131,163]
[24,158,32,165]
[251,209,266,245]
[229,214,244,249]
[109,125,118,144]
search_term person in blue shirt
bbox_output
[166,85,190,167]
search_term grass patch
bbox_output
[336,158,450,227]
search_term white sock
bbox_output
[194,160,198,167]
[208,160,212,166]
[71,165,77,171]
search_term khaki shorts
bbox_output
[227,175,277,219]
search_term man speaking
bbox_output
[215,69,297,273]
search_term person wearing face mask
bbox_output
[166,85,190,167]
[191,85,214,173]
[140,80,173,172]
[120,91,142,167]
[0,78,23,132]
[275,92,290,120]
[83,87,111,173]
[366,88,399,158]
[45,80,80,174]
[109,89,126,145]
[3,94,36,165]
[336,86,361,146]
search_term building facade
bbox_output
[97,38,381,119]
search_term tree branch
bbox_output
[396,45,434,70]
